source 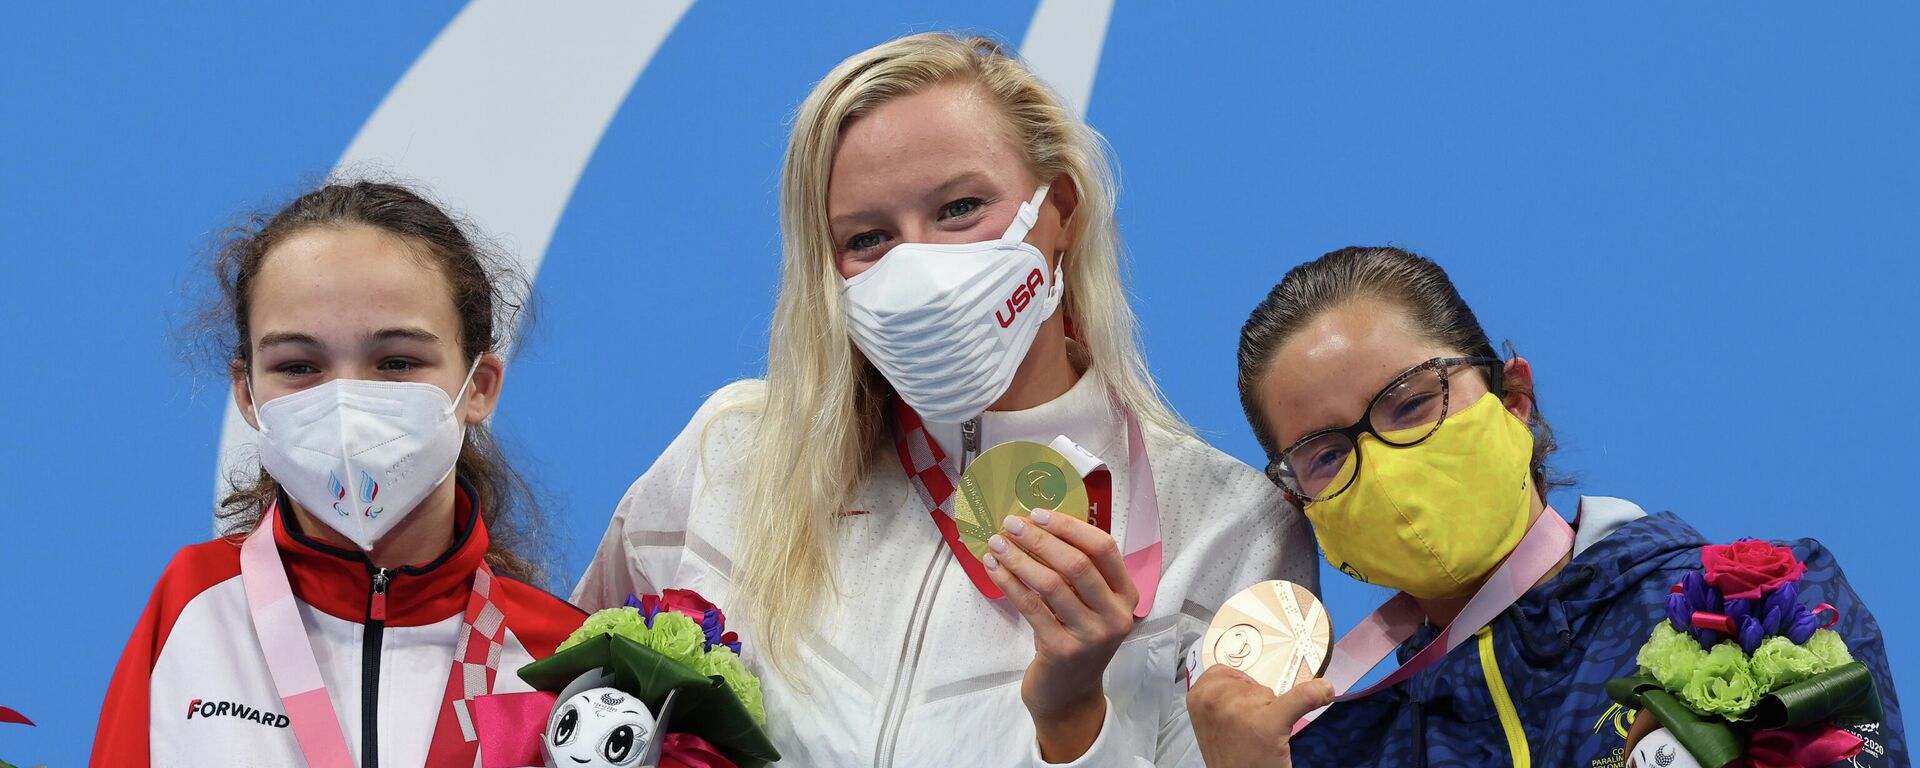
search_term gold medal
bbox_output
[1202,580,1331,695]
[953,440,1089,562]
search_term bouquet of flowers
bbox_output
[473,589,779,768]
[1609,540,1883,768]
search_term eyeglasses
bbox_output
[1268,356,1503,502]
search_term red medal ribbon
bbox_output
[891,398,1163,616]
[891,398,1114,602]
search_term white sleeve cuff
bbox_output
[1030,696,1144,767]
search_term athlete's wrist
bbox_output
[1031,690,1106,763]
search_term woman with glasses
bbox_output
[1186,246,1905,767]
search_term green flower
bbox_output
[1803,629,1854,673]
[632,610,710,664]
[1679,642,1761,719]
[558,606,649,652]
[555,607,711,666]
[1749,636,1821,692]
[693,646,767,726]
[1637,623,1709,692]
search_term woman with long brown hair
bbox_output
[93,181,584,767]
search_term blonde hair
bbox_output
[724,32,1187,676]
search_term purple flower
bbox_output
[1761,582,1798,634]
[1739,615,1765,654]
[1763,581,1798,615]
[1666,592,1692,631]
[699,608,726,649]
[1681,572,1712,611]
[1691,627,1727,648]
[624,594,663,626]
[1725,597,1752,626]
[1762,605,1785,636]
[1786,605,1820,644]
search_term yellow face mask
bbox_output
[1304,393,1535,600]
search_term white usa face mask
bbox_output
[844,185,1063,423]
[250,359,479,551]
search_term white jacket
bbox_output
[573,370,1317,767]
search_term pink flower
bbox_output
[627,590,740,653]
[1701,539,1806,600]
[660,589,726,627]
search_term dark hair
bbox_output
[202,180,546,583]
[1236,246,1565,496]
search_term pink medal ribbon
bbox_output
[1294,507,1575,732]
[1118,412,1164,617]
[894,399,1163,618]
[241,503,506,767]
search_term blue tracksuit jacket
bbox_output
[1290,497,1906,768]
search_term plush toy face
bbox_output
[543,687,658,766]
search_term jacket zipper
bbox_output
[960,417,982,470]
[364,567,390,768]
[1475,625,1530,768]
[872,540,951,768]
[873,418,977,765]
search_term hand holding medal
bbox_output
[1184,581,1336,768]
[953,440,1091,558]
[970,439,1138,762]
[1201,581,1333,697]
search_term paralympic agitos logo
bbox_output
[186,698,290,728]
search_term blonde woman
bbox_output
[575,33,1315,766]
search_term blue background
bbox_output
[3,2,1915,763]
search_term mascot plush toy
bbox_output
[474,591,779,768]
[545,685,660,765]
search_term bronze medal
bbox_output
[1202,580,1332,695]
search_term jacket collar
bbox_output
[270,477,490,627]
[919,364,1123,465]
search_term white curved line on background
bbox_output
[212,0,695,523]
[1019,0,1115,115]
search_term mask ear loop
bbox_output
[243,367,269,435]
[435,355,488,492]
[1003,185,1070,323]
[1000,184,1052,246]
[447,355,486,419]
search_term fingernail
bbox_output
[1030,508,1054,525]
[984,553,1000,570]
[1003,516,1028,535]
[989,535,1009,554]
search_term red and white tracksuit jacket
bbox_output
[92,485,584,767]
